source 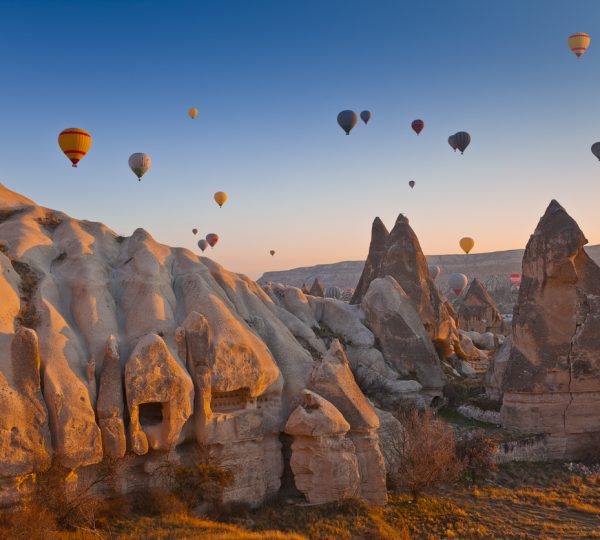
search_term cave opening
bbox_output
[138,402,164,426]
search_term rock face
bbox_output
[309,278,325,298]
[0,183,392,508]
[458,278,509,336]
[485,336,511,401]
[500,200,600,459]
[351,214,459,355]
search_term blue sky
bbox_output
[1,0,600,278]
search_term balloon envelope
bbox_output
[592,142,600,160]
[270,250,275,256]
[128,153,151,181]
[206,233,219,247]
[453,132,471,154]
[510,273,522,287]
[192,228,198,235]
[197,239,208,251]
[428,264,441,280]
[214,191,227,207]
[188,107,199,119]
[568,32,590,58]
[448,273,468,296]
[360,111,371,124]
[411,119,424,135]
[459,237,475,254]
[325,286,342,299]
[448,135,457,152]
[409,180,415,189]
[337,110,358,135]
[58,128,92,167]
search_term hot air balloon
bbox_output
[128,153,151,181]
[591,142,600,160]
[459,237,475,254]
[360,111,371,125]
[448,135,457,152]
[337,110,358,135]
[448,273,468,297]
[214,191,227,208]
[510,273,521,288]
[58,128,92,167]
[206,233,219,248]
[568,32,590,58]
[192,228,198,235]
[188,107,199,119]
[270,250,275,256]
[409,180,415,189]
[325,286,342,299]
[198,239,208,252]
[411,119,424,135]
[453,132,471,154]
[428,264,441,280]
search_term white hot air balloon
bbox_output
[128,153,151,181]
[448,273,468,297]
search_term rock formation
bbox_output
[458,278,509,336]
[309,278,325,297]
[500,200,600,459]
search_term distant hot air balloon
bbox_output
[206,233,219,248]
[270,250,275,256]
[428,264,441,280]
[192,228,198,235]
[453,132,471,154]
[591,142,600,160]
[448,273,468,297]
[360,111,371,124]
[448,135,457,152]
[128,153,151,181]
[58,128,92,167]
[409,180,415,189]
[214,191,227,208]
[459,237,475,254]
[198,239,208,252]
[188,107,199,119]
[411,119,424,135]
[568,32,590,58]
[510,273,522,288]
[325,286,342,299]
[337,110,358,135]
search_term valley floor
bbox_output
[2,463,598,540]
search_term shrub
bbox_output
[456,430,498,483]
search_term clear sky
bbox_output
[2,0,600,278]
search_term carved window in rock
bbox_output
[257,392,280,410]
[211,387,251,412]
[138,402,165,426]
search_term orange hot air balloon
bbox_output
[58,128,92,167]
[459,237,475,254]
[214,191,228,207]
[568,32,590,58]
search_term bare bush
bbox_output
[456,430,498,483]
[388,409,464,501]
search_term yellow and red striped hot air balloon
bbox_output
[568,32,590,58]
[58,128,92,167]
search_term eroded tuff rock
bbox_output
[485,336,512,401]
[458,278,509,336]
[351,214,459,354]
[284,390,360,504]
[0,183,391,508]
[309,278,325,298]
[500,200,600,459]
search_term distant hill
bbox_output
[260,245,600,313]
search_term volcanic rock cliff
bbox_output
[500,200,600,459]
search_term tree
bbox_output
[456,429,498,483]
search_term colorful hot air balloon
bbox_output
[510,273,522,288]
[428,264,441,280]
[206,233,219,248]
[198,239,208,252]
[360,111,371,125]
[409,180,415,189]
[568,32,590,58]
[188,107,199,119]
[448,273,468,297]
[591,142,600,160]
[58,128,92,167]
[459,237,475,254]
[325,286,342,299]
[337,110,358,135]
[411,119,424,135]
[453,132,471,154]
[192,228,198,235]
[214,191,227,208]
[270,250,275,256]
[128,153,151,181]
[448,135,457,152]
